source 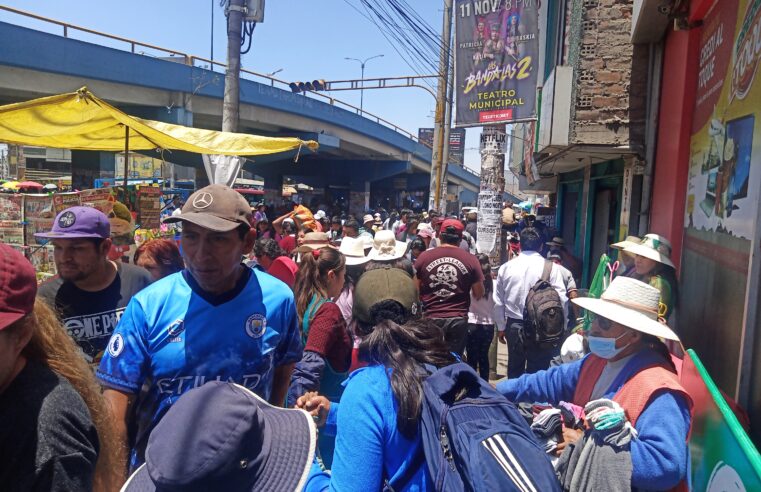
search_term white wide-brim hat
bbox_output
[368,230,408,261]
[572,276,679,341]
[338,236,370,266]
[611,235,641,251]
[623,233,674,268]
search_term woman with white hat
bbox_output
[335,237,371,371]
[497,276,692,490]
[624,234,679,319]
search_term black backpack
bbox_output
[523,260,565,346]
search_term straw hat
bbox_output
[623,233,674,268]
[338,236,370,266]
[611,235,641,251]
[367,230,408,261]
[572,276,679,341]
[296,232,335,253]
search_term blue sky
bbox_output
[0,0,484,171]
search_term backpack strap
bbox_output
[301,294,329,342]
[541,259,553,282]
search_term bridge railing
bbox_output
[0,4,425,145]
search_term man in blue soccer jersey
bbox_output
[97,184,302,473]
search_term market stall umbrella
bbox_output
[0,86,318,156]
[18,181,43,190]
[1,181,19,190]
[43,183,58,191]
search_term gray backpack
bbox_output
[523,260,565,346]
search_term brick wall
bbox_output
[570,0,645,150]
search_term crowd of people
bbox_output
[0,183,692,491]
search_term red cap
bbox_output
[0,244,37,330]
[440,218,465,235]
[267,256,299,289]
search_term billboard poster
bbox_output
[454,0,539,127]
[418,128,467,165]
[681,0,756,394]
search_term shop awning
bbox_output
[0,87,318,156]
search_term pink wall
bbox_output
[649,27,701,273]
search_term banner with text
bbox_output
[454,0,539,127]
[418,128,467,165]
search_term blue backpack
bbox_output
[387,363,560,492]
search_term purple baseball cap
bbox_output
[35,206,111,240]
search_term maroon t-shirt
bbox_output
[414,246,484,318]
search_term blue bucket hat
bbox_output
[122,382,316,492]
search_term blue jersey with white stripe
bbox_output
[97,267,302,469]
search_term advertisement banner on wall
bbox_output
[454,0,539,127]
[681,0,757,393]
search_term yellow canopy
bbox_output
[0,87,318,156]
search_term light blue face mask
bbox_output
[587,333,630,359]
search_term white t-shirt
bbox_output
[468,279,496,325]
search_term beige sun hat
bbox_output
[611,235,641,251]
[296,232,335,253]
[572,276,679,341]
[368,230,408,261]
[338,236,370,266]
[623,233,674,268]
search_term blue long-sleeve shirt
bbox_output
[496,350,691,490]
[305,365,432,492]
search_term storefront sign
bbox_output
[454,0,539,126]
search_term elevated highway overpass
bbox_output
[0,7,479,212]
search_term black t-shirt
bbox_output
[38,262,152,365]
[414,246,484,318]
[0,361,99,492]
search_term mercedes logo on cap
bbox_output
[192,192,214,209]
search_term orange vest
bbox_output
[573,355,693,492]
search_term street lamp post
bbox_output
[344,54,384,112]
[267,68,283,77]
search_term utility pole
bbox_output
[439,51,455,214]
[476,125,507,266]
[428,0,453,213]
[222,0,244,133]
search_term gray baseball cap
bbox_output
[163,184,252,232]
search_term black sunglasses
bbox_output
[588,312,613,331]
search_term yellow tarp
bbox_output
[0,87,318,156]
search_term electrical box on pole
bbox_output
[245,0,265,22]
